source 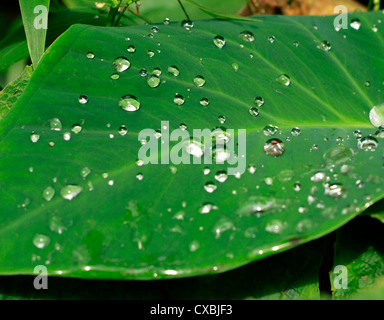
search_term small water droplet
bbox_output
[263,124,279,136]
[164,18,170,25]
[118,125,128,136]
[113,57,130,72]
[60,185,83,200]
[293,182,301,192]
[71,124,82,134]
[254,96,264,107]
[350,19,361,30]
[147,50,155,58]
[239,31,255,42]
[167,65,180,76]
[193,75,206,87]
[264,138,285,157]
[181,19,194,30]
[49,118,62,131]
[42,186,55,201]
[139,68,148,77]
[291,127,301,136]
[213,35,226,48]
[174,94,185,106]
[78,95,88,104]
[147,75,160,88]
[311,171,326,183]
[111,73,120,80]
[277,74,291,86]
[268,35,275,43]
[33,234,51,249]
[317,40,331,52]
[80,167,91,179]
[189,240,200,252]
[204,182,217,193]
[215,170,228,183]
[127,45,136,53]
[136,173,144,180]
[119,95,140,112]
[218,115,226,124]
[183,139,204,158]
[200,97,210,106]
[232,63,239,72]
[30,132,40,143]
[249,107,259,117]
[325,183,346,199]
[199,202,218,214]
[86,52,95,59]
[265,220,284,234]
[63,132,71,141]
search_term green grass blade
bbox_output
[19,0,50,68]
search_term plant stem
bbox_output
[177,0,191,21]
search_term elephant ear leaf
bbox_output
[0,11,383,280]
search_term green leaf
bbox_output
[0,236,329,299]
[352,276,384,300]
[0,65,33,120]
[330,217,384,300]
[19,0,51,68]
[0,12,384,280]
[364,199,384,223]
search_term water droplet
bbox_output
[263,124,279,136]
[164,18,170,25]
[218,115,226,124]
[189,240,200,252]
[127,45,136,53]
[249,107,259,117]
[277,74,291,86]
[232,63,239,72]
[139,68,148,77]
[265,220,284,234]
[264,138,285,157]
[358,136,379,151]
[118,125,128,136]
[324,145,353,164]
[63,132,71,141]
[293,182,301,191]
[325,183,346,199]
[33,234,51,249]
[372,24,378,32]
[167,65,179,76]
[214,218,234,239]
[204,182,217,193]
[30,132,40,143]
[200,97,209,106]
[199,202,218,214]
[181,19,194,30]
[212,148,231,162]
[350,19,361,30]
[364,80,371,87]
[311,171,326,183]
[80,167,91,179]
[50,118,62,131]
[293,41,299,47]
[78,95,88,104]
[239,31,255,42]
[71,124,82,134]
[213,35,226,48]
[152,67,161,76]
[151,26,159,33]
[254,96,264,107]
[369,103,384,127]
[60,185,83,200]
[42,186,55,201]
[183,139,204,158]
[119,95,140,112]
[193,75,206,87]
[86,52,95,59]
[317,40,331,52]
[136,173,144,180]
[147,75,160,88]
[291,127,301,136]
[215,170,228,183]
[147,50,155,58]
[174,94,185,106]
[268,35,275,43]
[111,73,120,80]
[113,57,130,72]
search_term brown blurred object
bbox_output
[238,0,367,16]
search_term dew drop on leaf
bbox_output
[265,220,284,234]
[49,118,62,131]
[119,95,140,112]
[213,35,226,48]
[183,139,204,158]
[369,103,384,128]
[167,65,180,76]
[111,73,120,80]
[239,31,255,42]
[215,170,228,183]
[42,186,55,202]
[33,234,51,249]
[263,124,279,136]
[277,74,291,86]
[204,182,217,193]
[60,185,83,200]
[86,52,95,59]
[199,202,218,214]
[78,95,88,104]
[30,132,40,143]
[325,183,346,199]
[249,107,259,117]
[350,19,361,30]
[291,127,301,136]
[317,40,331,52]
[71,124,82,134]
[200,97,209,106]
[174,94,185,106]
[193,75,206,87]
[254,96,264,107]
[113,57,130,72]
[147,75,160,88]
[80,167,91,179]
[127,45,136,53]
[181,19,194,31]
[357,136,379,151]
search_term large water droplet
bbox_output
[213,35,226,48]
[60,185,83,200]
[119,95,140,112]
[358,136,379,151]
[369,103,384,128]
[239,31,255,42]
[113,57,130,72]
[183,139,204,158]
[323,145,353,164]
